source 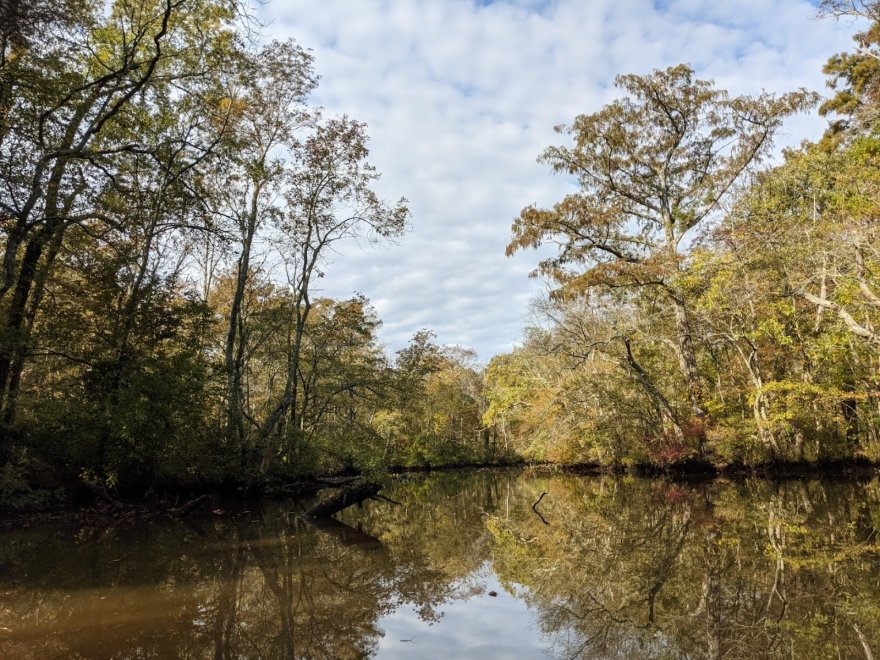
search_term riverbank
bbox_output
[3,458,878,529]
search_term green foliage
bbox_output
[485,11,880,470]
[5,0,880,506]
[0,461,54,510]
[819,0,880,136]
[373,333,486,468]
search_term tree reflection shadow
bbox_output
[0,472,878,659]
[487,476,880,658]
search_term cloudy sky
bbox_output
[260,0,858,363]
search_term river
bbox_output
[1,469,878,658]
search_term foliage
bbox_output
[4,2,880,505]
[487,13,880,468]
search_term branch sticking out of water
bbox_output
[371,493,403,506]
[532,492,550,526]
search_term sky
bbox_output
[260,0,859,363]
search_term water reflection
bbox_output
[0,471,878,658]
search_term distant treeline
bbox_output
[1,0,879,507]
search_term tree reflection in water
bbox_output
[487,475,880,659]
[0,471,878,658]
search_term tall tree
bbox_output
[508,65,815,421]
[205,39,316,450]
[257,116,408,474]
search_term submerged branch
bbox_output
[532,491,551,525]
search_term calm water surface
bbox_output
[1,470,879,659]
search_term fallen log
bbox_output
[169,494,210,518]
[304,482,381,518]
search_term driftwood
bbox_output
[304,482,381,518]
[169,494,210,518]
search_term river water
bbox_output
[1,469,878,658]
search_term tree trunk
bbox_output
[303,482,380,518]
[224,211,257,448]
[259,282,311,475]
[621,336,685,442]
[0,231,49,425]
[671,297,705,417]
[660,205,705,420]
[733,340,779,457]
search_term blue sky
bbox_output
[261,0,859,362]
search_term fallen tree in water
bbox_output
[304,482,381,518]
[169,494,210,518]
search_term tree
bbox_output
[257,116,408,474]
[819,0,880,136]
[289,295,389,471]
[709,136,880,459]
[508,65,815,422]
[206,39,317,450]
[377,332,484,467]
[0,0,240,446]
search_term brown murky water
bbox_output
[1,470,878,659]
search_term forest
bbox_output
[1,0,880,508]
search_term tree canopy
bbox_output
[3,1,880,508]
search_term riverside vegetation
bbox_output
[2,0,880,510]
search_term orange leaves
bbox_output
[509,65,814,307]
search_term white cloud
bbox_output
[260,0,856,362]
